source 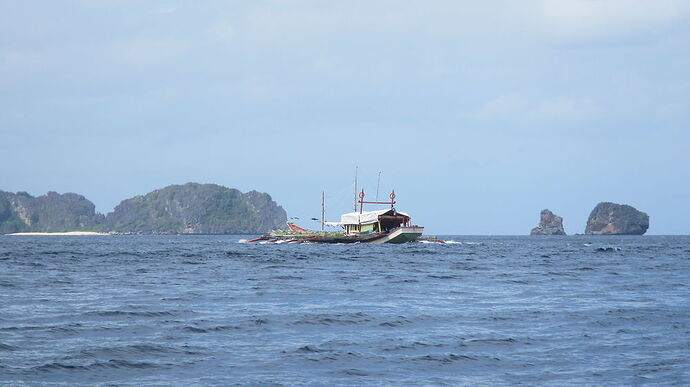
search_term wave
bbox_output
[417,239,477,245]
[379,317,412,327]
[183,326,208,333]
[0,343,18,351]
[338,368,371,376]
[270,275,304,280]
[468,338,517,345]
[87,310,179,318]
[182,325,241,333]
[34,359,160,372]
[435,240,482,245]
[67,343,200,359]
[293,312,370,326]
[414,353,479,364]
[596,246,622,252]
[297,345,328,353]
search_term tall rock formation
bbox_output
[1,183,288,234]
[104,183,287,234]
[530,209,566,235]
[585,202,649,235]
[0,191,104,233]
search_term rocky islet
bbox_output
[585,202,649,235]
[530,209,567,235]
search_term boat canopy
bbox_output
[339,208,410,225]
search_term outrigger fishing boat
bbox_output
[248,189,425,244]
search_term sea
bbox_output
[0,235,688,386]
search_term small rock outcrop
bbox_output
[530,209,566,235]
[585,202,649,235]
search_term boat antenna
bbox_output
[376,171,381,201]
[321,191,325,232]
[353,166,358,212]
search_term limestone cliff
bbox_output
[585,202,649,235]
[104,183,287,234]
[530,209,566,235]
[0,191,104,233]
[1,183,287,234]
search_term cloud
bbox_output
[103,38,189,68]
[208,20,237,42]
[480,95,599,121]
[193,1,690,57]
[534,0,690,44]
[151,7,177,15]
[0,50,43,86]
[480,94,530,117]
[531,97,599,119]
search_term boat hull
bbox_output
[255,226,424,244]
[368,226,425,244]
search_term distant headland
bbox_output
[1,184,652,236]
[0,183,287,235]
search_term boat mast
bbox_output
[376,171,381,201]
[359,189,365,213]
[321,191,325,232]
[353,166,358,212]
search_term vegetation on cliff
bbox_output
[0,191,103,233]
[0,183,287,234]
[104,183,286,234]
[585,202,649,235]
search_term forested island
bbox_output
[0,183,287,234]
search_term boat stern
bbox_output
[372,226,424,244]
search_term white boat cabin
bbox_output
[335,208,411,235]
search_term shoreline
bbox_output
[6,231,109,236]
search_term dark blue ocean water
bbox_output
[0,235,688,386]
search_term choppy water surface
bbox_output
[1,235,688,386]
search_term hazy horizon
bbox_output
[2,1,689,235]
[0,181,679,236]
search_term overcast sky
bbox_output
[1,0,689,234]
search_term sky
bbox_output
[1,0,689,234]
